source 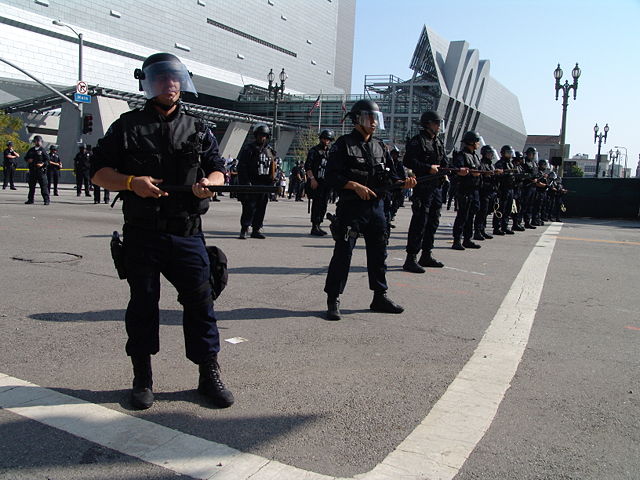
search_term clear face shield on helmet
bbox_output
[526,150,539,164]
[140,61,197,99]
[356,110,385,131]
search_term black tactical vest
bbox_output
[342,134,387,190]
[118,107,209,232]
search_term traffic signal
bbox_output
[82,114,93,134]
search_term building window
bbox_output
[175,43,191,52]
[110,10,122,18]
[34,0,49,6]
[207,18,297,57]
[281,15,287,21]
[306,39,312,44]
[237,53,245,59]
[311,60,317,65]
[198,0,206,5]
[326,70,332,75]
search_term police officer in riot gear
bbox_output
[451,131,482,250]
[237,123,276,239]
[473,145,501,241]
[305,128,334,236]
[493,146,517,235]
[3,141,19,190]
[324,99,416,320]
[91,52,234,410]
[520,147,539,229]
[532,159,550,226]
[388,145,406,219]
[47,145,62,196]
[403,110,448,273]
[74,145,92,197]
[24,135,50,205]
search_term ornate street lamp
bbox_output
[614,146,628,178]
[554,63,581,177]
[593,123,609,177]
[609,149,620,178]
[267,68,287,146]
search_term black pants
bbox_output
[93,184,110,203]
[76,171,91,196]
[47,169,60,195]
[309,183,329,225]
[123,224,219,364]
[406,186,443,255]
[493,188,514,231]
[452,190,479,240]
[324,198,388,297]
[474,190,497,233]
[240,193,269,230]
[27,170,49,203]
[3,162,16,188]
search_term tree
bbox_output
[0,112,28,153]
[568,165,584,177]
[290,127,318,170]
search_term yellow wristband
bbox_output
[126,175,134,191]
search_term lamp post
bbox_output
[267,68,287,148]
[554,63,581,177]
[608,149,619,178]
[52,20,84,141]
[614,146,628,178]
[593,123,609,177]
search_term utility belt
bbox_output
[125,214,202,236]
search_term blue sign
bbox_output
[74,93,91,103]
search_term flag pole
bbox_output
[318,90,322,132]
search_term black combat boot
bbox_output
[238,227,248,239]
[317,226,328,236]
[418,251,444,268]
[370,291,404,313]
[131,355,154,410]
[251,228,266,239]
[327,296,341,320]
[452,238,465,250]
[402,254,425,273]
[504,228,515,235]
[493,228,505,236]
[310,224,323,236]
[198,354,234,408]
[481,230,493,239]
[513,224,525,231]
[462,239,481,249]
[472,230,485,241]
[524,221,536,229]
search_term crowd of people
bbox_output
[2,52,568,411]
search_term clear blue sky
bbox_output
[351,0,640,175]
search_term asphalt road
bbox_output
[0,184,638,479]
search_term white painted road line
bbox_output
[0,224,560,480]
[360,223,562,480]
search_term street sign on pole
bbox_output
[76,81,88,94]
[74,93,91,103]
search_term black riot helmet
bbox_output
[525,147,538,162]
[525,147,537,155]
[461,130,481,145]
[420,111,441,126]
[6,141,13,147]
[480,145,494,156]
[346,99,385,130]
[49,144,58,151]
[253,124,271,138]
[33,135,43,144]
[514,151,524,160]
[501,145,513,154]
[538,159,548,169]
[319,129,335,140]
[134,52,197,99]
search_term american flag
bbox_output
[308,95,321,116]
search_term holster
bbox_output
[110,231,127,280]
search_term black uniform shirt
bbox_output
[304,143,330,181]
[325,128,401,201]
[452,148,481,192]
[404,132,447,176]
[3,148,18,165]
[91,101,223,179]
[24,146,49,173]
